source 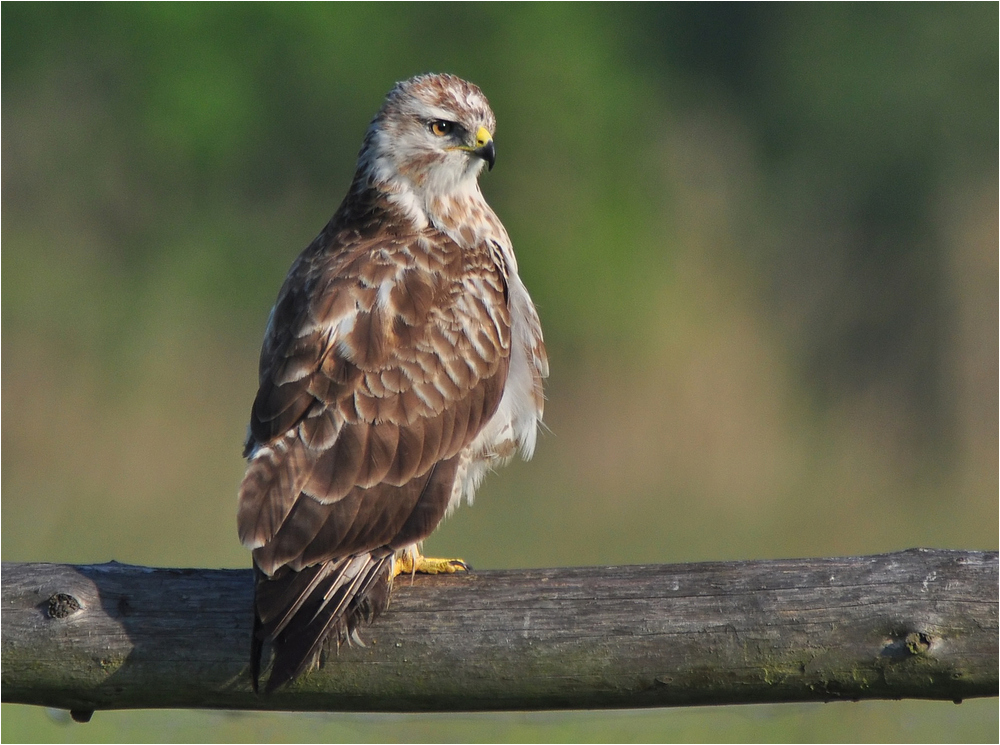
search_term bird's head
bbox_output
[360,73,498,202]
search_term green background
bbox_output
[3,3,996,742]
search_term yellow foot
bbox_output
[393,550,470,578]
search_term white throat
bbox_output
[366,148,492,245]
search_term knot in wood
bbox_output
[904,631,932,655]
[47,593,82,619]
[880,629,935,660]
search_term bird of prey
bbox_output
[237,73,548,692]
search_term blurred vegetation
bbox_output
[2,3,996,742]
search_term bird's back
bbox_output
[238,73,546,692]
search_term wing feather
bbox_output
[238,222,511,563]
[240,189,515,693]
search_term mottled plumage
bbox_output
[238,74,547,692]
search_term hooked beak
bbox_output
[472,126,496,171]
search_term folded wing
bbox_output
[238,224,511,690]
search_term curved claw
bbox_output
[393,552,472,577]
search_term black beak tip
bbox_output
[477,141,496,171]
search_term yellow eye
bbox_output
[430,120,453,137]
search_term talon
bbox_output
[393,549,471,578]
[418,557,470,574]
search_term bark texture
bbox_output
[2,549,996,715]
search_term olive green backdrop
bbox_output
[3,3,996,742]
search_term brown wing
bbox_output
[240,218,511,691]
[237,223,511,576]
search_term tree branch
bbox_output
[2,549,996,717]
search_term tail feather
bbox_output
[252,552,394,693]
[262,561,337,638]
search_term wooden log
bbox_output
[1,549,996,717]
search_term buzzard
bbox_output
[237,73,548,692]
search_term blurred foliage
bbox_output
[2,3,996,742]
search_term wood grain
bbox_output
[2,549,996,715]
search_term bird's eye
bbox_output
[430,120,453,137]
